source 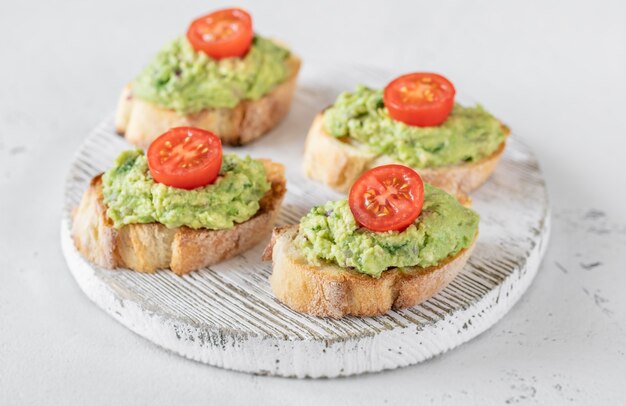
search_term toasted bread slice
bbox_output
[302,113,508,199]
[263,225,476,318]
[71,160,286,275]
[115,55,301,147]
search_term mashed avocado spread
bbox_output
[102,150,270,229]
[323,85,506,168]
[295,184,478,278]
[132,36,290,114]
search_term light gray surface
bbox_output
[0,0,624,404]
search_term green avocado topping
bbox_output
[323,85,506,168]
[295,184,479,278]
[132,36,290,114]
[101,150,270,230]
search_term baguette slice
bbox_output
[302,113,508,200]
[71,160,286,275]
[115,54,301,147]
[263,225,476,318]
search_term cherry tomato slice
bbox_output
[147,127,222,190]
[349,165,425,232]
[186,8,253,60]
[383,72,456,127]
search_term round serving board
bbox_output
[61,65,550,378]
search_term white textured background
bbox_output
[1,0,624,404]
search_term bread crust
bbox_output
[264,226,476,318]
[302,113,507,199]
[71,160,286,275]
[115,55,301,147]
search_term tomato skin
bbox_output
[348,165,425,232]
[147,127,222,190]
[186,8,253,60]
[383,72,456,127]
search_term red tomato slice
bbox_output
[147,127,222,190]
[186,8,253,59]
[383,72,456,127]
[349,165,425,232]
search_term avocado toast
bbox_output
[303,75,508,199]
[115,8,301,147]
[264,165,478,318]
[72,127,286,275]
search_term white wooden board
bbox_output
[60,65,550,378]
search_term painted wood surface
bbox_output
[60,69,550,378]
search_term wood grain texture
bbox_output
[61,101,549,378]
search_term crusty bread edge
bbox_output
[71,160,286,275]
[265,225,476,318]
[302,113,507,200]
[115,53,301,147]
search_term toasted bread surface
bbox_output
[71,160,286,275]
[115,55,301,147]
[264,225,476,318]
[302,113,507,200]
